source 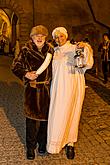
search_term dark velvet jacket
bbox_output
[11,40,53,121]
[98,41,110,61]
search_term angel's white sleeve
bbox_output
[82,43,94,73]
[36,53,52,75]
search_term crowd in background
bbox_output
[0,34,10,55]
[0,34,20,57]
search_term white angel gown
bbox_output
[47,41,94,153]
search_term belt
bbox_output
[29,80,49,88]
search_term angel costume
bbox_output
[47,40,94,153]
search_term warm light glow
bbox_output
[0,9,11,39]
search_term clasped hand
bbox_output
[25,71,39,80]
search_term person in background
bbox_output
[83,37,90,44]
[70,38,75,44]
[0,38,5,55]
[47,27,94,159]
[11,25,53,160]
[98,33,110,84]
[14,39,20,58]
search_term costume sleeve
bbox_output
[82,43,94,73]
[36,53,52,75]
[11,49,28,80]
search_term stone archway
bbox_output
[0,9,11,39]
[0,0,33,47]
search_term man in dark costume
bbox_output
[98,33,110,84]
[11,25,53,160]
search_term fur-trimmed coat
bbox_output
[11,40,53,121]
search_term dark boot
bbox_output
[26,118,39,160]
[65,146,75,159]
[26,148,35,160]
[26,118,38,151]
[37,121,48,156]
[38,143,47,156]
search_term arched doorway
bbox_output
[0,8,20,55]
[0,0,33,48]
[0,9,11,55]
[0,9,11,39]
[11,12,19,51]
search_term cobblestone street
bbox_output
[0,56,110,165]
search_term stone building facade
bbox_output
[0,0,110,74]
[0,0,110,45]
